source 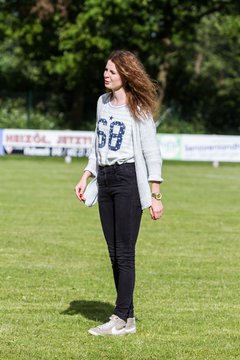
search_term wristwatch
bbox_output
[152,192,162,200]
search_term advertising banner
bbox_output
[156,134,182,160]
[2,129,94,157]
[157,134,240,162]
[0,129,3,155]
[1,129,240,162]
[181,135,240,162]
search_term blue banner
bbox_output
[0,129,4,155]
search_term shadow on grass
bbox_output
[61,300,114,322]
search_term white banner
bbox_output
[2,129,94,157]
[1,129,240,162]
[157,134,240,162]
[157,134,182,160]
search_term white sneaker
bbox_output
[88,315,126,336]
[125,317,136,334]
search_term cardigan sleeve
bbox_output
[83,96,103,177]
[84,131,97,177]
[139,117,163,182]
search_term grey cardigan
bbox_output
[84,94,163,209]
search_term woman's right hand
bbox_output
[74,170,92,202]
[74,179,87,202]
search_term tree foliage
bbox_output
[166,13,240,134]
[0,0,239,133]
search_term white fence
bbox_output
[1,129,240,162]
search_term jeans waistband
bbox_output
[99,162,135,171]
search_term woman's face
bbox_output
[104,60,123,91]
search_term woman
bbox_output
[75,50,163,336]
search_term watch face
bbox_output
[152,193,162,200]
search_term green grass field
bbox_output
[0,156,239,360]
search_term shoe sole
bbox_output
[88,329,101,336]
[125,328,136,334]
[88,328,127,336]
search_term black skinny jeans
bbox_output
[97,163,142,321]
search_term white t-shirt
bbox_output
[96,102,134,166]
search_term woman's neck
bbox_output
[111,88,126,106]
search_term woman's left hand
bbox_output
[149,199,164,220]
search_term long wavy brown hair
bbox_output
[107,50,159,120]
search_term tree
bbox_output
[166,13,240,134]
[1,0,240,131]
